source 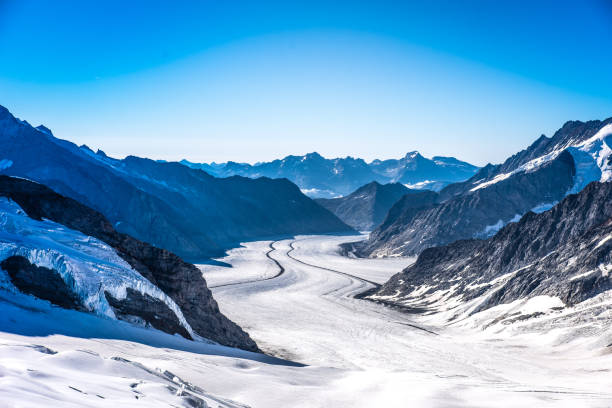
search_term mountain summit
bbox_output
[182,151,479,198]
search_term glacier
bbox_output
[0,197,194,336]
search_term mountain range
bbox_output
[0,105,352,261]
[350,118,612,258]
[315,182,411,231]
[181,151,479,198]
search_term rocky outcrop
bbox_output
[1,256,85,311]
[0,176,259,352]
[354,151,576,257]
[315,182,410,230]
[370,181,612,312]
[105,289,192,339]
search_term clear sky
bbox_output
[1,0,611,166]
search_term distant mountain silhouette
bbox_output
[182,151,479,198]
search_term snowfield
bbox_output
[1,233,611,407]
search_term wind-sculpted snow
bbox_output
[0,197,195,337]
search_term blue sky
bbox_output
[0,0,611,165]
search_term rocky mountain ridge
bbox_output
[368,181,612,318]
[352,118,612,258]
[315,182,411,230]
[182,151,479,198]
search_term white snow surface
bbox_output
[1,233,611,407]
[0,197,194,336]
[200,235,612,406]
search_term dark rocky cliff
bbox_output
[370,181,612,312]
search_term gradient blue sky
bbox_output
[1,0,611,165]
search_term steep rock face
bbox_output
[105,289,191,339]
[0,176,258,352]
[315,182,410,230]
[370,182,612,312]
[0,105,352,261]
[183,151,479,198]
[1,256,85,311]
[356,151,575,257]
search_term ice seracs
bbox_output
[0,197,195,336]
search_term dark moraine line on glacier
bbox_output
[286,241,380,287]
[208,241,285,289]
[286,240,438,335]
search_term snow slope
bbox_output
[1,234,611,407]
[0,289,291,408]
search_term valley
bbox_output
[0,233,610,407]
[199,234,612,406]
[2,4,611,406]
[1,106,611,407]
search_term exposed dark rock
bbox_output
[352,117,612,259]
[370,181,612,312]
[104,288,192,340]
[315,182,411,230]
[0,175,259,352]
[354,150,576,257]
[0,255,84,310]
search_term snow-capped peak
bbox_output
[470,123,612,193]
[0,197,195,337]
